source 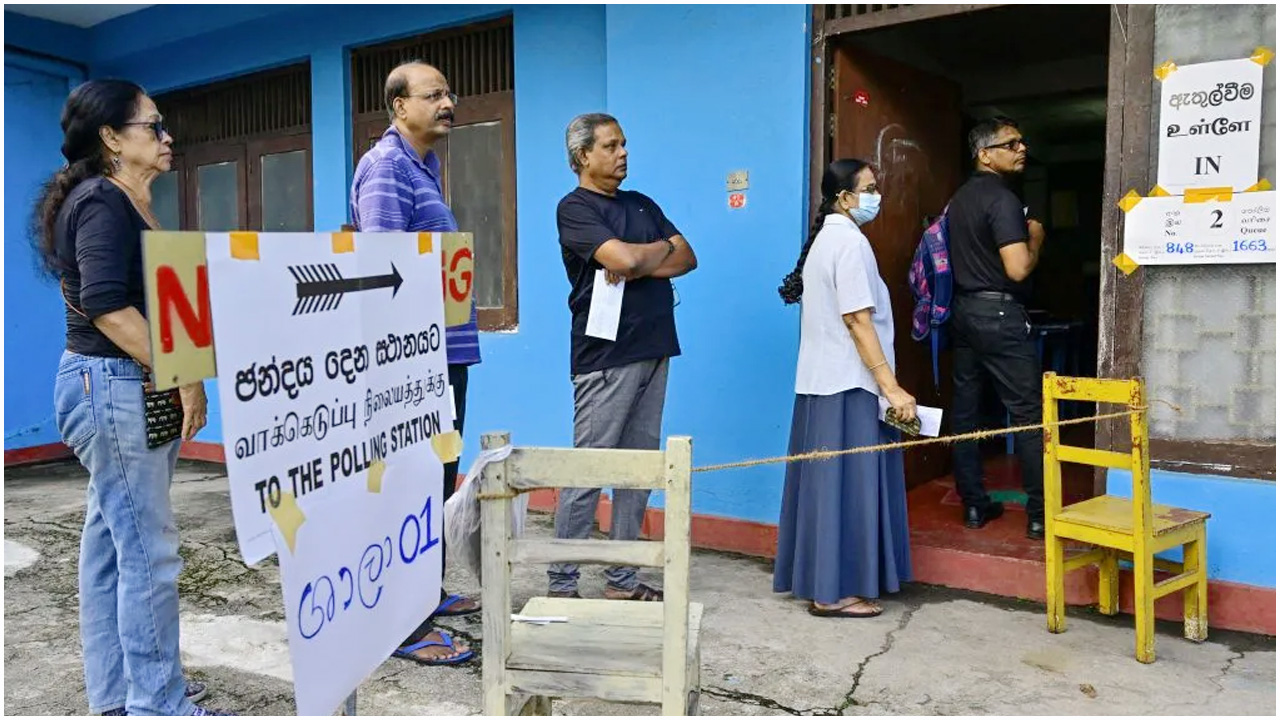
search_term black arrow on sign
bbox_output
[289,263,404,315]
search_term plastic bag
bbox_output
[443,444,527,583]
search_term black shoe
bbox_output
[186,680,208,704]
[963,502,1005,529]
[1027,519,1045,540]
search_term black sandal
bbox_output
[606,583,663,602]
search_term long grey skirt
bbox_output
[773,387,912,604]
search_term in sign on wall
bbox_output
[1117,48,1275,271]
[1155,50,1269,193]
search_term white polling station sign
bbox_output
[203,230,459,715]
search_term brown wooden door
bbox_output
[353,117,387,173]
[832,42,964,489]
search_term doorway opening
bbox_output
[823,4,1113,546]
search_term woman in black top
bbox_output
[33,79,226,716]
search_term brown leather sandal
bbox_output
[808,599,883,618]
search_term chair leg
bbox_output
[1183,527,1209,642]
[686,646,702,715]
[1133,552,1157,663]
[1045,536,1067,633]
[1098,549,1120,616]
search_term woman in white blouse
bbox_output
[773,159,917,618]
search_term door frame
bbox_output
[809,6,1012,218]
[806,5,1249,487]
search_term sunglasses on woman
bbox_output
[123,120,168,139]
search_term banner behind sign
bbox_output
[205,231,453,715]
[142,231,217,390]
[441,232,475,328]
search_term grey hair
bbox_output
[565,112,619,174]
[968,116,1019,159]
[385,60,436,122]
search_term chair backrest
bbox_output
[477,431,694,711]
[1042,373,1152,538]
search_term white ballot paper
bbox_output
[878,397,944,438]
[585,269,624,341]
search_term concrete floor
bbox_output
[4,461,1275,716]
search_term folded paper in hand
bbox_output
[877,397,943,437]
[585,269,624,341]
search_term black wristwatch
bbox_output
[661,238,677,257]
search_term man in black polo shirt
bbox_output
[549,113,698,600]
[948,116,1047,540]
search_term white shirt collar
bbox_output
[822,212,856,229]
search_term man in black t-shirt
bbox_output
[948,117,1048,540]
[549,113,698,601]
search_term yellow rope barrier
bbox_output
[691,407,1140,474]
[476,404,1166,500]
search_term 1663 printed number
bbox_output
[1232,240,1269,252]
[295,493,440,640]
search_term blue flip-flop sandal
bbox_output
[434,593,482,617]
[393,630,475,666]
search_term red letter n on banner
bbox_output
[156,264,213,353]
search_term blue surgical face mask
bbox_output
[851,192,881,226]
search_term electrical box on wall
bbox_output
[726,170,749,191]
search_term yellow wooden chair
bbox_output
[1042,373,1210,663]
[479,431,702,715]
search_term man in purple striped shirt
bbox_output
[350,61,479,667]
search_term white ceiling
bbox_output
[7,4,153,28]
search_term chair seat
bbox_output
[1056,495,1210,537]
[508,597,703,680]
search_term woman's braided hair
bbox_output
[778,158,871,304]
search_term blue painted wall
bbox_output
[1107,469,1276,588]
[464,3,609,461]
[2,12,91,66]
[598,5,810,520]
[3,53,85,450]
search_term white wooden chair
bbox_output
[479,431,703,716]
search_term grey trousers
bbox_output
[548,357,669,593]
